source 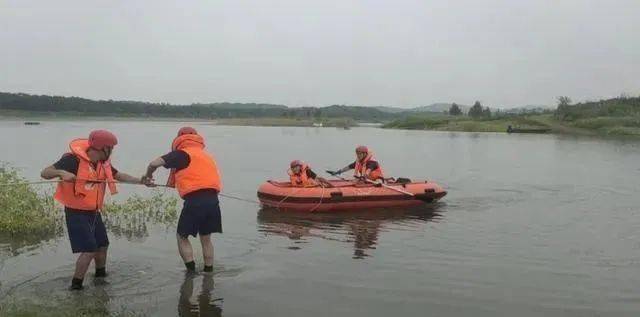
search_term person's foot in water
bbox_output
[69,278,84,291]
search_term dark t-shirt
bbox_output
[53,154,118,176]
[161,150,190,171]
[348,161,379,170]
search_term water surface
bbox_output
[1,120,640,316]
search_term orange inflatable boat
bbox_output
[257,179,447,212]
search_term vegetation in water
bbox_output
[102,191,179,241]
[0,165,62,249]
[0,165,178,254]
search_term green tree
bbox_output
[557,96,572,107]
[556,96,572,120]
[482,107,491,117]
[468,101,484,118]
[449,103,463,116]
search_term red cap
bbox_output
[355,145,368,153]
[88,130,118,150]
[178,127,198,136]
[290,160,303,168]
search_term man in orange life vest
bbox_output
[142,127,222,273]
[41,130,144,290]
[288,160,332,187]
[328,145,385,182]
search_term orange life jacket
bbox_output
[354,152,384,181]
[54,139,118,211]
[167,134,222,198]
[288,164,317,187]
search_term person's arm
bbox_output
[335,162,356,175]
[114,172,143,184]
[307,169,318,179]
[143,157,166,183]
[41,165,76,181]
[41,155,78,181]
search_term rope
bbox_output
[219,193,260,205]
[0,179,261,205]
[0,180,60,187]
[308,185,326,213]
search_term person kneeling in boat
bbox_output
[328,145,384,184]
[41,130,145,291]
[142,127,222,274]
[289,160,332,188]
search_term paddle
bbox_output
[326,170,414,197]
[325,170,350,181]
[362,178,415,196]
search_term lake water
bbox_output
[1,120,640,316]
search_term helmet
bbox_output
[355,145,368,153]
[290,160,303,168]
[178,127,198,136]
[88,130,118,150]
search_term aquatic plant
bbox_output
[102,190,179,240]
[0,164,178,253]
[0,165,62,245]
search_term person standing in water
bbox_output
[41,130,144,290]
[143,127,222,273]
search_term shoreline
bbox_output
[3,112,638,138]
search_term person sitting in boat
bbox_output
[328,145,385,183]
[289,160,331,187]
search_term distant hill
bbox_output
[194,102,287,110]
[409,103,470,113]
[373,106,406,113]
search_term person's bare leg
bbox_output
[177,234,195,271]
[93,247,108,277]
[74,252,96,279]
[94,247,107,267]
[71,252,95,289]
[199,234,214,268]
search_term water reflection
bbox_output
[257,206,443,259]
[178,274,223,317]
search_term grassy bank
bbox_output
[383,114,554,133]
[384,113,640,136]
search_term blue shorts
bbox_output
[177,190,223,238]
[65,209,109,253]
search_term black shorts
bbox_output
[65,209,109,253]
[177,189,223,238]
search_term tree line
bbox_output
[0,92,397,121]
[448,101,492,118]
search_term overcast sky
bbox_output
[1,0,639,108]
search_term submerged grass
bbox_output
[103,191,179,241]
[0,164,178,254]
[0,165,63,248]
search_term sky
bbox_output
[1,0,639,108]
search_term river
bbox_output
[1,120,640,316]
